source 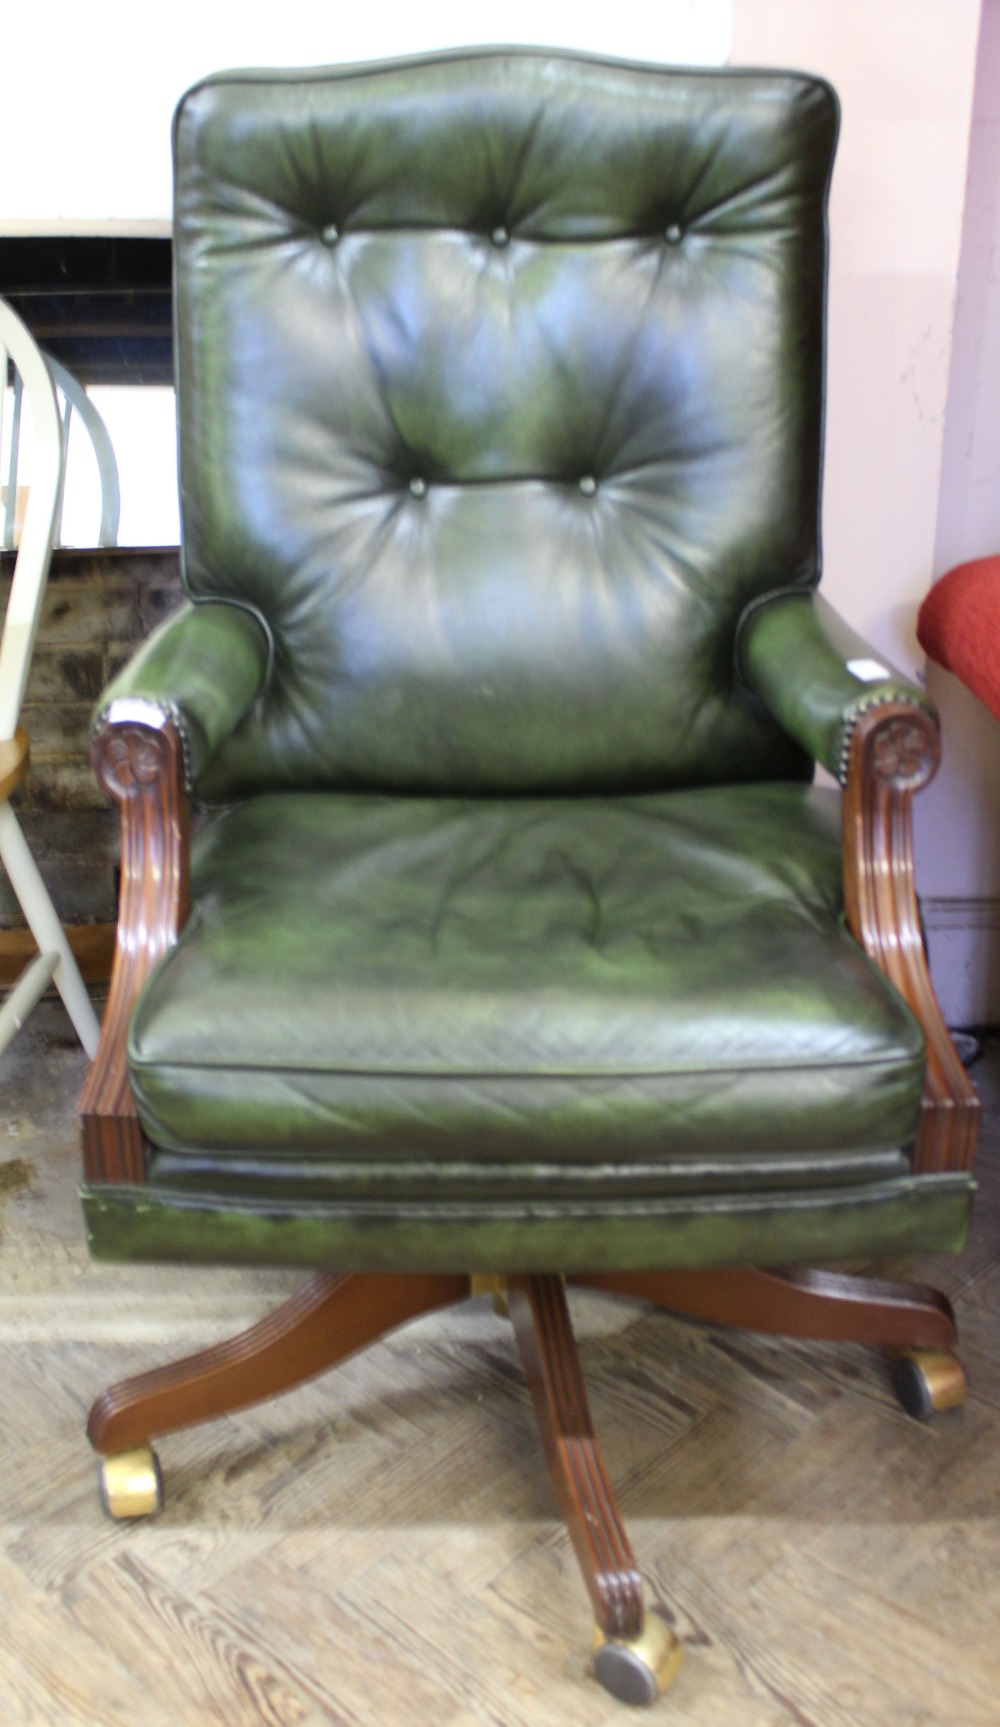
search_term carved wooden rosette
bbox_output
[79,714,190,1184]
[841,701,978,1174]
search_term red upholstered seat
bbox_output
[917,556,1000,721]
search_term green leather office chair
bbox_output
[79,51,978,1705]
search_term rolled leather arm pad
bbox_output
[736,590,935,784]
[93,601,270,789]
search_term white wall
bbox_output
[61,388,180,547]
[4,1,731,231]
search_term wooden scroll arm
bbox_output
[79,704,189,1185]
[841,701,978,1174]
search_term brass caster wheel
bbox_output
[591,1611,684,1707]
[98,1445,163,1519]
[469,1273,509,1318]
[892,1349,967,1421]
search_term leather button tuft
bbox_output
[665,222,683,245]
[408,477,427,499]
[578,475,598,497]
[321,223,340,246]
[491,225,510,247]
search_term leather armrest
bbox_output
[737,590,935,784]
[94,601,270,789]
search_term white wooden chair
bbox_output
[45,352,121,550]
[3,341,121,553]
[0,298,100,1056]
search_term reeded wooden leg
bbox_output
[90,1270,469,1513]
[508,1275,682,1705]
[572,1266,957,1348]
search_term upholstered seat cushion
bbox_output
[128,781,924,1201]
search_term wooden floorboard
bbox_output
[1,1001,999,1725]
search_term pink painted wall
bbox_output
[732,0,981,661]
[917,0,1000,1019]
[734,1,997,1022]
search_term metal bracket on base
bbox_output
[469,1273,509,1317]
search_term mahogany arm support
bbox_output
[79,710,189,1183]
[80,604,270,1186]
[737,589,978,1176]
[841,702,978,1174]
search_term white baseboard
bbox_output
[920,897,1000,1027]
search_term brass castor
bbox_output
[892,1349,967,1421]
[469,1273,509,1318]
[591,1611,684,1707]
[98,1445,163,1519]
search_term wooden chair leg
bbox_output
[89,1270,469,1462]
[571,1266,957,1349]
[507,1275,682,1705]
[573,1267,966,1420]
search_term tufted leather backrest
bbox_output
[173,50,838,799]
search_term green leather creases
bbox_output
[173,54,836,800]
[95,600,270,787]
[737,590,934,783]
[147,1146,913,1203]
[126,783,926,1165]
[82,1171,973,1274]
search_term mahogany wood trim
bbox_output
[88,1270,470,1455]
[0,726,30,803]
[0,922,116,987]
[79,713,189,1185]
[572,1267,957,1350]
[508,1275,645,1642]
[841,702,979,1175]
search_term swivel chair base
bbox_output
[89,1264,963,1704]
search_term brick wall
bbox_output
[0,548,183,929]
